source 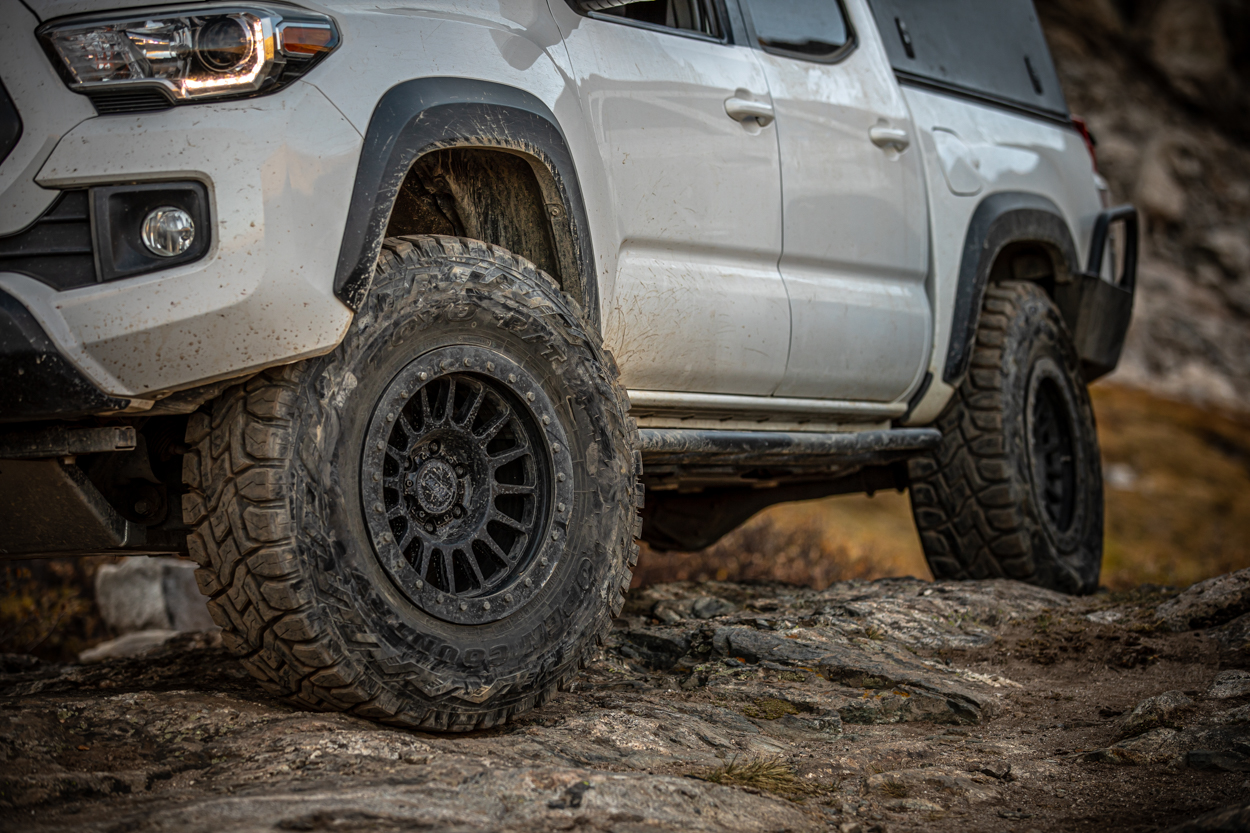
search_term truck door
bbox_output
[548,0,790,396]
[740,0,931,403]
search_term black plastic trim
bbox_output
[943,191,1078,385]
[896,71,1073,130]
[333,78,598,328]
[1055,204,1138,380]
[0,80,22,167]
[0,288,129,423]
[0,190,96,290]
[92,181,210,282]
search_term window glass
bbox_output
[867,0,1068,117]
[598,0,721,38]
[744,0,850,58]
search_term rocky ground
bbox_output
[3,572,1250,833]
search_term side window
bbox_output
[596,0,722,38]
[743,0,854,61]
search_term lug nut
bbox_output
[452,506,464,518]
[455,465,465,476]
[429,441,440,453]
[425,523,436,533]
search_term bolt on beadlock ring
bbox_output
[361,345,574,625]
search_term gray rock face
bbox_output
[1119,690,1194,739]
[1206,670,1250,701]
[4,576,1250,833]
[1156,568,1250,632]
[94,557,215,634]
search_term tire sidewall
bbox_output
[1001,291,1103,594]
[292,244,633,715]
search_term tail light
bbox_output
[1071,115,1098,171]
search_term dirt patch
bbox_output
[3,577,1247,832]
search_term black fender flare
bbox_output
[333,78,597,329]
[943,191,1079,385]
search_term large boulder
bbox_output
[1156,568,1250,632]
[94,557,215,634]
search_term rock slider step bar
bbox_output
[639,427,942,467]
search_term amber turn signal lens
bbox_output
[280,25,336,56]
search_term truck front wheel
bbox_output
[182,236,640,730]
[908,281,1103,595]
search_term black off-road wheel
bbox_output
[908,281,1103,595]
[182,236,641,730]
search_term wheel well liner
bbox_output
[943,191,1078,386]
[333,78,597,328]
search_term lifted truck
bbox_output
[0,0,1136,729]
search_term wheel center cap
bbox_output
[413,459,458,515]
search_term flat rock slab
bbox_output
[2,577,1248,833]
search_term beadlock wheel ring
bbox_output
[1025,357,1085,548]
[361,345,574,625]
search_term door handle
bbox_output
[725,97,775,127]
[869,125,911,151]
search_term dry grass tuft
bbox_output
[741,697,801,720]
[703,756,800,794]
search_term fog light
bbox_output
[141,207,195,257]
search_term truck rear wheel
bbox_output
[182,236,640,730]
[908,281,1103,595]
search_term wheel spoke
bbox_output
[397,414,420,449]
[461,547,487,588]
[489,443,530,469]
[477,532,513,563]
[459,383,486,430]
[443,376,457,424]
[494,482,537,496]
[490,512,529,532]
[419,386,433,425]
[476,406,511,442]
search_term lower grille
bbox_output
[87,89,174,115]
[0,191,96,290]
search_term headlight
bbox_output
[37,5,339,111]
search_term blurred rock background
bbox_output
[1037,0,1250,409]
[5,0,1250,662]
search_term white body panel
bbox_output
[0,3,97,235]
[548,7,791,395]
[899,87,1106,424]
[5,82,360,397]
[3,0,1106,427]
[758,0,931,402]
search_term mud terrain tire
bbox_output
[908,281,1102,595]
[182,236,641,730]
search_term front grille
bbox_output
[0,191,96,290]
[0,81,21,166]
[87,89,173,115]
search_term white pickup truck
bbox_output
[0,0,1136,729]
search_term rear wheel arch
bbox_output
[944,191,1080,387]
[334,78,598,330]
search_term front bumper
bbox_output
[0,79,361,405]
